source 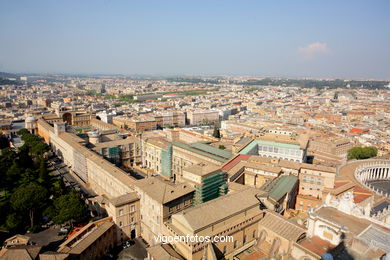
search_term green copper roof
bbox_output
[172,141,232,163]
[190,142,232,159]
[259,175,298,201]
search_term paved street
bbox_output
[117,238,148,260]
[26,226,66,251]
[49,159,95,197]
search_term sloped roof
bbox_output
[183,162,221,177]
[357,225,390,252]
[59,222,114,255]
[109,192,139,207]
[172,142,231,163]
[189,142,233,159]
[259,211,306,241]
[222,154,251,171]
[0,245,42,260]
[172,188,262,232]
[135,177,195,204]
[147,244,185,260]
[39,252,69,260]
[259,175,298,201]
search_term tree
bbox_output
[49,192,86,224]
[212,125,221,139]
[31,142,49,156]
[0,148,16,190]
[347,146,378,160]
[0,133,9,149]
[5,213,24,232]
[17,128,30,136]
[17,147,34,169]
[6,162,23,190]
[18,168,37,186]
[38,157,49,181]
[10,183,48,228]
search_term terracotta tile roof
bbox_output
[221,154,251,171]
[299,236,334,256]
[349,128,369,134]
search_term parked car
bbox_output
[60,227,68,232]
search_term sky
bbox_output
[0,0,389,79]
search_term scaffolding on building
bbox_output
[193,171,228,205]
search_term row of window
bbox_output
[168,200,192,213]
[118,205,136,216]
[119,216,135,227]
[258,145,301,156]
[302,176,322,185]
[301,187,320,191]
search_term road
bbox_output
[48,158,96,197]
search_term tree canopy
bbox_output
[212,125,221,139]
[10,183,47,228]
[45,192,86,224]
[0,133,9,149]
[347,146,378,160]
[0,129,87,234]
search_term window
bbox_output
[243,235,247,244]
[253,230,256,238]
[130,205,135,212]
[119,209,123,215]
[119,221,123,227]
[234,241,237,248]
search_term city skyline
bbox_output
[1,0,390,79]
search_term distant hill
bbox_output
[0,71,18,78]
[0,72,21,85]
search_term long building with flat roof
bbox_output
[239,139,307,162]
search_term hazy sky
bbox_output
[0,0,389,78]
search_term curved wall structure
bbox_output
[354,162,390,197]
